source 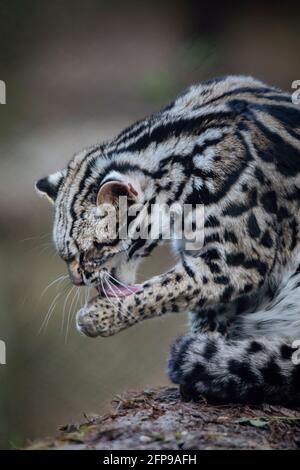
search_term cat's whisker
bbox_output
[71,288,85,325]
[84,287,88,306]
[39,296,58,334]
[44,298,60,332]
[36,245,54,256]
[31,241,53,254]
[71,290,82,327]
[102,276,134,321]
[20,233,50,243]
[106,272,137,295]
[64,287,79,343]
[60,285,75,334]
[101,278,120,314]
[103,275,133,320]
[38,291,62,335]
[84,286,92,307]
[40,274,69,301]
[50,250,60,260]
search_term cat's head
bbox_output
[35,150,154,297]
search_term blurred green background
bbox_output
[0,0,299,449]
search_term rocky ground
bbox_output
[25,387,300,450]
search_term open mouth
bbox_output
[97,277,142,298]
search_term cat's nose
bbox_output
[67,259,84,286]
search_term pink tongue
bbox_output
[102,283,141,297]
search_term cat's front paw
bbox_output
[76,296,122,338]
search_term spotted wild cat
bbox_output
[36,75,300,404]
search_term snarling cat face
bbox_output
[35,147,155,298]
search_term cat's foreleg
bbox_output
[76,252,264,337]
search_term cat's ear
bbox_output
[35,170,66,204]
[97,181,138,206]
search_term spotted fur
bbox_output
[36,75,300,404]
